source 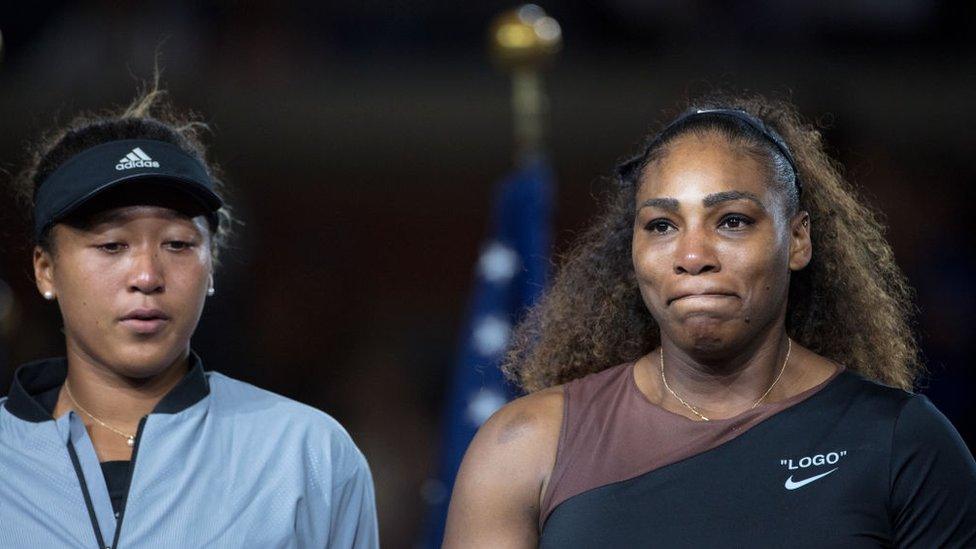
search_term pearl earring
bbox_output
[43,291,55,301]
[207,287,215,297]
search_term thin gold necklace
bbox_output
[659,338,792,421]
[63,381,136,447]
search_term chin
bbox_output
[108,343,186,379]
[675,315,742,356]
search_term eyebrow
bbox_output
[638,197,679,213]
[639,190,766,212]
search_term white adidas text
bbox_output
[115,147,159,171]
[116,159,159,170]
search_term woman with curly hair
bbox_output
[0,85,378,548]
[444,95,976,547]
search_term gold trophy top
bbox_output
[489,4,562,71]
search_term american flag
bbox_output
[419,156,553,547]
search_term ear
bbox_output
[33,245,57,299]
[788,211,812,271]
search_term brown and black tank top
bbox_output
[538,361,976,547]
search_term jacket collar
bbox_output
[4,352,210,423]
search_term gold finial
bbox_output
[489,5,562,160]
[489,4,562,70]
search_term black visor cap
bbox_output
[33,139,222,241]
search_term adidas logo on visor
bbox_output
[115,147,160,171]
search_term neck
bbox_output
[659,328,791,419]
[59,347,191,428]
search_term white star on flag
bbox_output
[478,242,519,283]
[466,388,508,426]
[472,316,511,357]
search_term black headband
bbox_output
[33,139,223,240]
[617,108,802,196]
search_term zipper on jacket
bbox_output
[109,416,147,549]
[67,415,148,549]
[67,440,108,549]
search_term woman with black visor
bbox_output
[0,89,379,548]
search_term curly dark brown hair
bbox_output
[9,75,234,263]
[503,93,922,393]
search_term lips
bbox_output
[119,308,171,334]
[121,308,170,321]
[668,290,737,306]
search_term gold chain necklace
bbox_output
[63,381,136,447]
[659,338,792,421]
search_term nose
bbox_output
[673,228,720,275]
[128,248,165,294]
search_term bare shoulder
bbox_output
[478,386,565,451]
[458,385,565,486]
[443,386,565,548]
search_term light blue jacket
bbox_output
[0,353,379,548]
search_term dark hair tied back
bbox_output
[12,80,234,264]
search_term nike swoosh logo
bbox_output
[784,467,838,490]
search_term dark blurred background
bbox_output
[1,2,973,546]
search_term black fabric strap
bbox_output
[617,108,802,196]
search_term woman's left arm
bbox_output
[325,447,379,549]
[890,394,976,548]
